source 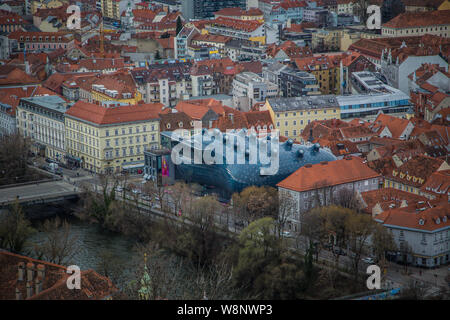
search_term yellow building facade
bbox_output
[65,102,162,174]
[262,97,341,140]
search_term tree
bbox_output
[32,217,79,265]
[231,186,278,226]
[177,195,224,266]
[0,133,31,185]
[233,217,281,296]
[372,224,396,273]
[0,200,35,253]
[176,16,183,35]
[276,189,296,237]
[300,207,328,261]
[346,210,376,281]
[78,173,120,226]
[332,188,363,212]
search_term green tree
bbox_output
[233,217,281,296]
[0,200,35,253]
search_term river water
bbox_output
[23,213,139,289]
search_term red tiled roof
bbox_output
[277,156,381,192]
[0,251,118,300]
[360,187,428,214]
[65,101,163,125]
[383,10,450,29]
[207,17,263,32]
[386,155,446,188]
[371,113,412,139]
[375,203,450,232]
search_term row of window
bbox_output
[277,109,337,118]
[106,134,156,147]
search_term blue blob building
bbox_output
[160,128,337,197]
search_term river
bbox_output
[23,212,140,291]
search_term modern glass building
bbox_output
[158,129,337,197]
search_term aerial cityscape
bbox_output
[0,0,449,305]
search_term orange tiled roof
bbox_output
[277,156,381,192]
[420,170,450,198]
[360,187,428,214]
[375,203,450,232]
[371,113,412,139]
[383,10,450,29]
[0,251,118,300]
[65,101,163,125]
[386,154,445,188]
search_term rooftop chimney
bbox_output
[26,262,35,282]
[18,262,25,281]
[37,264,46,280]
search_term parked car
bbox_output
[132,188,141,195]
[281,231,293,238]
[115,186,123,193]
[362,257,375,264]
[141,194,151,201]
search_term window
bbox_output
[129,128,132,134]
[106,130,109,137]
[115,138,119,146]
[122,148,126,156]
[106,139,110,147]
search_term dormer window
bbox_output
[166,123,171,129]
[179,122,183,128]
[435,218,440,224]
[419,219,424,226]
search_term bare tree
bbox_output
[346,211,376,281]
[32,217,79,265]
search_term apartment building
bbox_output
[65,101,163,174]
[278,68,320,97]
[131,62,192,107]
[262,95,341,139]
[8,31,75,53]
[277,156,381,231]
[381,10,450,38]
[294,55,341,95]
[374,204,450,268]
[16,95,68,162]
[205,17,267,45]
[232,72,278,111]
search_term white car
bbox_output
[115,186,123,192]
[281,231,293,238]
[132,188,141,195]
[141,194,151,201]
[362,257,375,264]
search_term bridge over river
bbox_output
[0,180,81,209]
